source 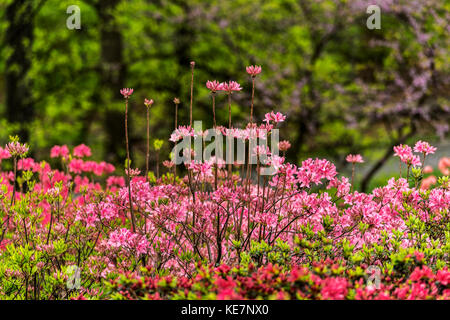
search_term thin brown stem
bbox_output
[174,101,179,179]
[145,107,150,179]
[227,94,232,179]
[351,163,355,192]
[250,77,255,123]
[125,97,136,232]
[189,62,195,127]
[212,94,216,128]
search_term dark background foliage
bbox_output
[0,0,448,190]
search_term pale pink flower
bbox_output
[246,65,262,77]
[253,145,270,156]
[125,168,141,178]
[393,144,421,166]
[423,165,433,174]
[409,155,422,167]
[263,111,286,124]
[206,80,222,93]
[421,175,437,190]
[220,81,242,93]
[120,88,134,98]
[163,160,174,169]
[5,142,29,157]
[169,125,195,143]
[144,98,154,107]
[346,154,364,163]
[438,157,450,176]
[393,144,413,162]
[278,140,291,152]
[414,141,437,155]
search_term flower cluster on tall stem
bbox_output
[144,98,154,179]
[189,61,195,127]
[219,81,241,179]
[245,66,261,193]
[206,80,221,128]
[120,88,136,232]
[346,154,364,191]
[172,98,180,179]
[206,81,222,190]
[5,138,29,206]
[246,65,261,124]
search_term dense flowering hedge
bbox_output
[101,262,450,300]
[0,67,448,300]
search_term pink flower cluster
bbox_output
[69,159,115,176]
[106,228,150,255]
[120,88,134,98]
[346,154,364,163]
[393,144,421,166]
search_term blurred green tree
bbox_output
[0,0,448,189]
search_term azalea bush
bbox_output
[0,65,448,300]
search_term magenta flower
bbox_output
[50,145,70,159]
[246,65,262,77]
[220,81,242,93]
[393,144,422,166]
[206,80,222,93]
[346,154,364,164]
[413,141,436,155]
[73,144,92,158]
[0,147,11,160]
[144,98,154,107]
[393,144,413,162]
[409,155,422,167]
[120,88,134,99]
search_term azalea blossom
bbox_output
[413,141,436,155]
[246,65,262,77]
[220,81,242,93]
[5,141,29,157]
[120,88,134,98]
[263,111,286,124]
[346,154,364,163]
[206,80,222,93]
[73,144,92,158]
[50,145,69,159]
[278,140,291,152]
[144,98,154,107]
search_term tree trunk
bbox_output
[95,0,127,164]
[5,0,34,142]
[360,128,416,192]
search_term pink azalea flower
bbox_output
[346,154,364,163]
[423,165,433,174]
[206,80,222,93]
[278,140,291,152]
[263,111,286,124]
[73,144,92,158]
[413,141,437,155]
[144,98,154,107]
[5,141,29,157]
[0,147,11,160]
[219,81,242,93]
[246,65,262,77]
[120,88,134,98]
[438,157,450,176]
